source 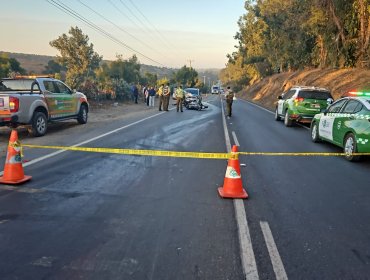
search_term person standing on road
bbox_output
[157,84,164,111]
[175,85,185,112]
[163,83,171,111]
[225,86,234,117]
[148,86,156,107]
[132,84,139,104]
[144,86,150,106]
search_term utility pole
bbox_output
[203,76,206,85]
[187,59,195,68]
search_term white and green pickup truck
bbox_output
[0,77,89,136]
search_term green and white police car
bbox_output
[310,92,370,161]
[275,86,333,127]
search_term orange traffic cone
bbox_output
[0,130,32,185]
[218,145,248,199]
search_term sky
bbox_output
[0,0,245,69]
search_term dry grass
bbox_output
[239,68,370,110]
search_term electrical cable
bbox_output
[46,0,165,66]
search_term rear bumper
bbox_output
[0,115,19,126]
[290,114,314,123]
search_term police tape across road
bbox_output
[21,144,370,158]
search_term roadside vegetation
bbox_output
[0,26,211,101]
[221,0,370,95]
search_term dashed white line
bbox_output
[232,131,240,147]
[221,98,259,280]
[260,221,288,280]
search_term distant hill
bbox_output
[1,52,53,74]
[0,51,220,81]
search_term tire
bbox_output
[284,110,293,127]
[77,104,88,124]
[31,111,47,137]
[310,122,320,143]
[274,107,281,121]
[344,133,361,162]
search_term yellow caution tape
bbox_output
[238,152,370,156]
[21,144,370,158]
[21,144,233,160]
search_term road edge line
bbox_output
[260,221,288,280]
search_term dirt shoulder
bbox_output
[237,68,370,111]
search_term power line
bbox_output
[46,0,164,66]
[78,0,167,59]
[117,0,176,59]
[126,0,177,49]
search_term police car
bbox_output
[310,92,370,161]
[275,86,333,126]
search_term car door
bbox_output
[318,99,348,142]
[277,89,295,115]
[336,99,364,144]
[44,80,76,119]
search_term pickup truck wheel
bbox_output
[77,104,88,124]
[31,112,47,137]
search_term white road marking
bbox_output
[0,111,167,176]
[232,131,240,147]
[260,221,288,280]
[221,98,259,280]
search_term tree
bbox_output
[43,60,65,75]
[174,66,199,87]
[0,54,25,78]
[50,26,102,89]
[95,54,141,100]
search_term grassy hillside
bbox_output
[239,68,370,111]
[0,51,220,80]
[1,52,53,74]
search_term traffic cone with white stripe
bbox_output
[0,130,31,185]
[218,145,248,198]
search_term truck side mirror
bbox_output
[327,98,334,105]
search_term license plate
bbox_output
[0,98,3,107]
[311,103,320,108]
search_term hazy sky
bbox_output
[1,0,245,69]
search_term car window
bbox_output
[342,100,363,114]
[328,99,347,113]
[298,90,332,100]
[43,81,58,93]
[185,88,199,96]
[0,79,34,91]
[284,90,296,100]
[54,81,71,94]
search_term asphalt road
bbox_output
[0,95,370,280]
[0,96,243,280]
[229,99,370,279]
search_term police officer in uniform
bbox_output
[158,84,164,111]
[163,83,171,111]
[175,85,185,112]
[225,86,234,117]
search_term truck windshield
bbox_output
[0,79,36,92]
